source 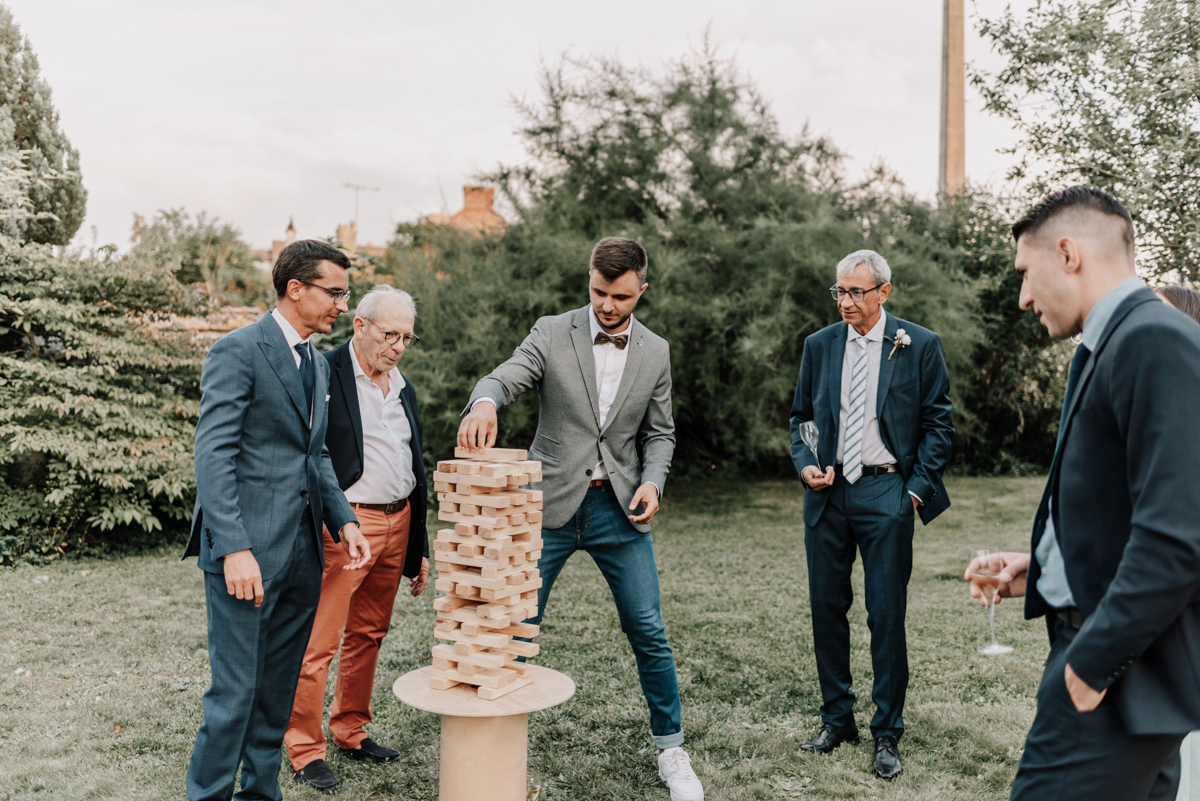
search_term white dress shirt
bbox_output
[835,309,897,467]
[343,341,417,504]
[587,306,632,481]
[271,308,310,367]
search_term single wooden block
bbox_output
[439,551,511,571]
[438,501,458,514]
[476,673,535,700]
[431,656,455,671]
[435,618,460,631]
[434,665,517,689]
[449,570,510,592]
[454,523,476,536]
[479,577,543,602]
[433,644,505,670]
[454,583,480,598]
[433,471,509,488]
[509,513,527,526]
[457,544,483,557]
[455,447,529,461]
[446,492,511,509]
[461,623,481,636]
[429,676,462,690]
[503,659,536,678]
[460,503,480,516]
[525,489,544,502]
[434,627,509,649]
[478,463,518,478]
[434,481,453,493]
[436,461,458,474]
[475,601,511,620]
[448,605,511,630]
[457,662,484,675]
[528,511,543,524]
[432,596,472,613]
[440,512,511,529]
[433,541,456,552]
[528,550,542,561]
[456,462,482,475]
[453,641,483,655]
[435,560,454,573]
[494,622,540,638]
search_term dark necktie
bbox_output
[295,342,314,422]
[594,332,628,349]
[1055,344,1090,452]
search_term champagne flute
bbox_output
[967,547,1014,656]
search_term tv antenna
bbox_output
[344,182,380,227]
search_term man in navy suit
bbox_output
[967,187,1200,801]
[183,240,371,801]
[789,249,953,780]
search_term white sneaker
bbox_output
[658,747,704,801]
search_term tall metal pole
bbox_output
[939,0,966,197]
[344,182,380,227]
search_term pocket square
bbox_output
[325,394,330,401]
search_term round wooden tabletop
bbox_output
[393,665,576,718]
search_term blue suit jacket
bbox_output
[183,314,357,581]
[789,313,953,527]
[1025,288,1200,734]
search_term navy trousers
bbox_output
[1010,619,1183,801]
[532,483,684,749]
[186,521,323,801]
[805,471,913,739]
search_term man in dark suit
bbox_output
[789,249,953,780]
[183,240,371,801]
[457,237,705,801]
[966,186,1200,801]
[285,285,430,792]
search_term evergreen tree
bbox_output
[0,4,86,245]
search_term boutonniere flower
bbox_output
[888,329,911,361]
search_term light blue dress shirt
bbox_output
[1036,276,1145,608]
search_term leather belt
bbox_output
[588,479,610,489]
[1056,607,1085,629]
[351,498,408,515]
[834,463,899,477]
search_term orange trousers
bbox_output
[284,504,410,770]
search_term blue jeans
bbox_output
[531,483,684,749]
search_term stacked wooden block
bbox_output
[429,447,545,700]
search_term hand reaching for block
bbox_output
[458,400,498,451]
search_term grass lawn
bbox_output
[0,475,1048,800]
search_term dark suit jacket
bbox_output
[183,315,357,580]
[324,339,429,579]
[1024,287,1200,735]
[789,313,954,527]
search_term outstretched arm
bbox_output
[458,319,553,449]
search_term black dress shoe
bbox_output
[874,735,902,780]
[339,736,401,763]
[800,723,860,753]
[294,759,341,793]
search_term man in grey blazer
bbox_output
[458,237,705,801]
[183,239,371,801]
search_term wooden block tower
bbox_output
[428,447,545,699]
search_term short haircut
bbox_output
[273,239,352,298]
[1157,285,1200,325]
[836,249,892,285]
[355,284,417,321]
[590,237,648,283]
[1011,186,1135,252]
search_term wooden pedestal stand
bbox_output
[393,665,575,801]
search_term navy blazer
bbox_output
[323,339,429,579]
[789,312,954,527]
[1025,287,1200,735]
[183,315,357,580]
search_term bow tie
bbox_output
[594,332,629,349]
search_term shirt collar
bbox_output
[349,337,405,393]
[271,307,309,350]
[588,305,635,342]
[1081,276,1145,351]
[847,309,888,343]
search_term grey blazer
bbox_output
[183,314,357,581]
[466,306,675,533]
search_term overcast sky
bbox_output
[9,0,1032,252]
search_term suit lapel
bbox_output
[258,316,311,427]
[336,342,364,465]
[601,324,646,434]
[825,325,848,457]
[570,307,602,428]
[876,312,899,416]
[310,354,329,442]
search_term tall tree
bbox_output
[0,3,86,245]
[974,0,1200,281]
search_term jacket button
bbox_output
[300,489,308,497]
[353,472,361,481]
[585,469,593,476]
[599,435,605,442]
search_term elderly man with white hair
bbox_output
[788,250,954,781]
[285,284,431,793]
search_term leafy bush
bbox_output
[0,239,204,563]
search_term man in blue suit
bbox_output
[967,187,1200,801]
[789,249,953,781]
[183,239,371,801]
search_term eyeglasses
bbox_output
[295,278,352,304]
[365,318,419,347]
[829,283,885,302]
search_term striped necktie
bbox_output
[842,337,869,484]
